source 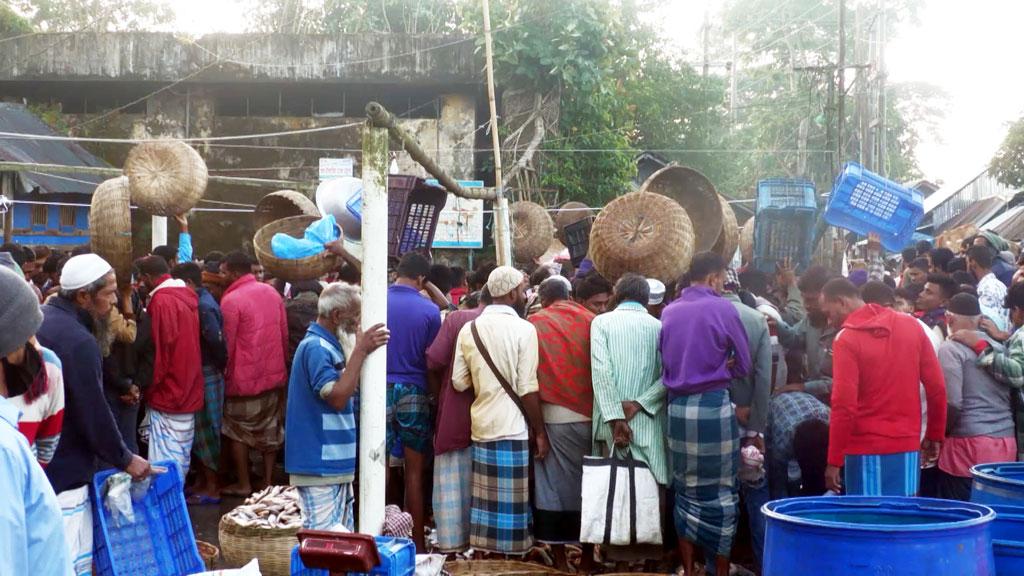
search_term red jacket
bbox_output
[828,304,947,467]
[147,277,204,413]
[222,274,288,397]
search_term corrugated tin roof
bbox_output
[986,205,1024,241]
[0,103,108,195]
[934,196,1007,234]
[923,168,989,214]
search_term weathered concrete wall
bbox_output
[0,33,478,85]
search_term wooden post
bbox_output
[151,215,167,250]
[2,173,13,244]
[358,121,389,535]
[482,0,513,266]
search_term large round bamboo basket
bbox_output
[638,165,722,252]
[253,190,319,230]
[512,201,555,263]
[218,516,297,576]
[589,192,694,283]
[553,201,590,241]
[712,195,739,261]
[124,141,208,216]
[444,560,568,575]
[89,176,133,285]
[254,215,339,282]
[935,224,978,252]
[740,216,756,265]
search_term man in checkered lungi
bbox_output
[452,267,550,556]
[660,253,752,576]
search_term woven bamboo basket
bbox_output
[124,140,208,216]
[89,176,133,285]
[553,201,590,241]
[638,165,722,253]
[218,516,297,576]
[254,215,339,282]
[740,216,756,265]
[712,195,739,261]
[197,540,219,570]
[254,189,320,231]
[444,560,568,575]
[512,201,556,263]
[589,192,695,284]
[935,224,978,252]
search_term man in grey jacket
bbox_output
[937,293,1018,500]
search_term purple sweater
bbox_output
[660,285,752,396]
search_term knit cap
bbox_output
[0,266,42,356]
[487,266,525,298]
[947,293,982,317]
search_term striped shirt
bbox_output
[590,301,668,485]
[7,344,65,467]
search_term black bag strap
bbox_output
[602,447,640,545]
[470,321,531,428]
[603,458,618,544]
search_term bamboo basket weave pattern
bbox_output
[553,201,590,240]
[254,215,339,282]
[218,516,297,576]
[254,190,319,231]
[712,195,739,261]
[89,176,133,285]
[124,141,208,216]
[740,216,756,264]
[588,192,694,283]
[638,165,723,252]
[512,201,555,263]
[444,560,568,575]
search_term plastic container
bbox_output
[562,216,593,267]
[290,537,415,576]
[753,209,816,273]
[972,463,1024,507]
[387,175,447,259]
[824,162,924,252]
[757,178,817,212]
[988,505,1024,576]
[91,461,204,576]
[762,496,995,576]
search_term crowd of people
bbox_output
[1,221,1022,575]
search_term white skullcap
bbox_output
[543,274,572,293]
[61,254,113,290]
[647,278,666,306]
[487,265,525,298]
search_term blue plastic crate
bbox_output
[757,178,817,212]
[91,461,204,576]
[290,536,415,576]
[753,208,816,273]
[824,162,924,252]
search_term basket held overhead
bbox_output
[589,192,695,284]
[89,176,133,286]
[638,165,722,252]
[511,200,555,264]
[554,201,591,241]
[254,189,319,231]
[712,195,739,262]
[740,216,756,265]
[254,215,339,282]
[124,141,208,216]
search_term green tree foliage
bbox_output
[0,2,32,37]
[13,0,172,31]
[249,0,462,34]
[990,116,1024,190]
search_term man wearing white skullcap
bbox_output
[37,253,152,575]
[646,278,667,318]
[452,265,549,555]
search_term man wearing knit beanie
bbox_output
[36,254,152,575]
[0,266,74,575]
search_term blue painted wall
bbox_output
[10,203,90,247]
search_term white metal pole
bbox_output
[151,215,167,250]
[358,123,389,535]
[482,0,512,266]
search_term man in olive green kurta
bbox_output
[590,276,668,485]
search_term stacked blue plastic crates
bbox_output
[753,178,817,273]
[824,162,924,253]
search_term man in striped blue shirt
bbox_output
[285,283,389,530]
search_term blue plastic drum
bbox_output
[972,463,1024,507]
[988,505,1024,575]
[762,497,995,576]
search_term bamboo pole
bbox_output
[481,0,513,266]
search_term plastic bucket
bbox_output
[972,463,1024,507]
[762,497,995,576]
[988,505,1024,575]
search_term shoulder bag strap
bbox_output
[470,320,531,428]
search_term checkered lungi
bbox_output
[668,389,740,558]
[845,451,920,497]
[223,389,283,451]
[149,409,196,479]
[386,382,433,457]
[470,438,533,555]
[192,365,224,471]
[57,486,92,576]
[297,483,355,531]
[433,447,473,552]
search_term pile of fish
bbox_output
[223,485,302,530]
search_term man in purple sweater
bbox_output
[660,252,751,576]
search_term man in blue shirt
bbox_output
[286,282,388,529]
[386,252,441,551]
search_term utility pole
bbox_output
[729,35,738,126]
[836,0,846,176]
[482,0,512,266]
[876,0,887,177]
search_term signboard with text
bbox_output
[428,179,486,249]
[318,157,354,180]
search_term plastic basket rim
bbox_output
[762,496,995,533]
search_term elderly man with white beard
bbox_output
[284,282,390,529]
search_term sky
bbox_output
[171,0,1024,187]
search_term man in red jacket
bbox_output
[137,255,203,479]
[820,278,946,496]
